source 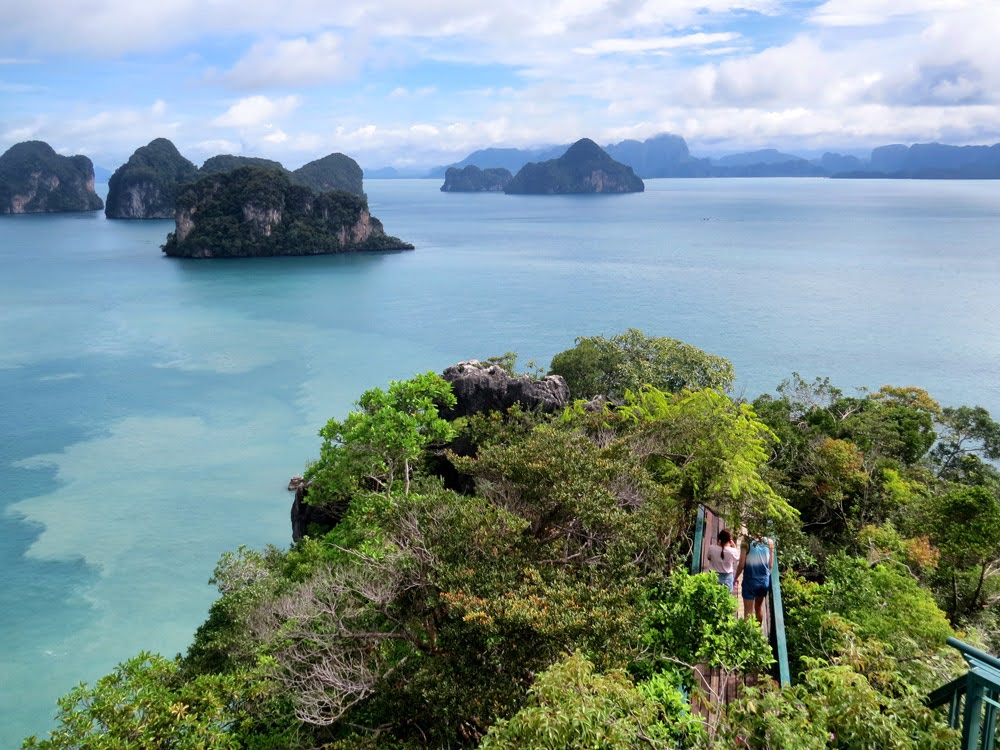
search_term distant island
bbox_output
[106,139,367,220]
[440,165,513,192]
[391,134,1000,181]
[504,138,644,194]
[0,141,103,214]
[162,166,412,259]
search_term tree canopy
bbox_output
[27,332,999,750]
[549,328,735,399]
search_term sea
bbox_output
[2,177,999,745]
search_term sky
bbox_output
[1,0,999,171]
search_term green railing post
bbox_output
[768,546,791,687]
[691,505,705,574]
[962,677,984,749]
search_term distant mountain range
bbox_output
[365,136,1000,180]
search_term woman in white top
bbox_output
[707,528,740,593]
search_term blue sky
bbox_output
[1,0,998,171]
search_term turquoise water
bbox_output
[2,177,1000,744]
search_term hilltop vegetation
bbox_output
[200,154,286,176]
[26,329,1000,749]
[291,153,364,196]
[161,166,411,258]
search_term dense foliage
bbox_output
[200,155,286,176]
[28,331,1000,748]
[162,167,412,258]
[291,153,365,197]
[549,328,736,399]
[504,138,645,194]
[105,138,201,218]
[0,140,103,213]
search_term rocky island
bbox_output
[161,166,413,258]
[105,138,200,219]
[440,165,513,192]
[108,144,370,220]
[0,140,103,214]
[505,138,645,194]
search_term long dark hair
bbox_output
[717,529,733,545]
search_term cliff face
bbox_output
[0,141,104,214]
[440,165,513,192]
[163,166,413,258]
[105,138,200,219]
[504,138,645,194]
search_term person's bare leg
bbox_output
[754,595,766,622]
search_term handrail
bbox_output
[928,639,1000,749]
[928,674,968,710]
[949,637,1000,672]
[768,546,791,687]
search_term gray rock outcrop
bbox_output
[441,360,570,417]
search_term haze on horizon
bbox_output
[1,0,998,171]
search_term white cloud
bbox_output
[225,33,352,88]
[576,32,741,55]
[193,139,241,155]
[809,0,978,27]
[210,95,301,128]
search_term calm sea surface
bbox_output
[2,177,1000,744]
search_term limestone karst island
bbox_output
[161,166,412,258]
[503,138,645,194]
[0,141,103,214]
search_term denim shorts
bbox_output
[717,572,735,593]
[742,575,771,601]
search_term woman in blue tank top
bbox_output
[735,535,774,622]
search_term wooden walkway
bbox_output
[691,507,770,715]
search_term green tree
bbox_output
[621,387,796,532]
[932,405,1000,481]
[923,485,1000,619]
[549,329,734,399]
[478,652,697,750]
[22,654,291,750]
[305,372,457,505]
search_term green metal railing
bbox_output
[928,637,1000,749]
